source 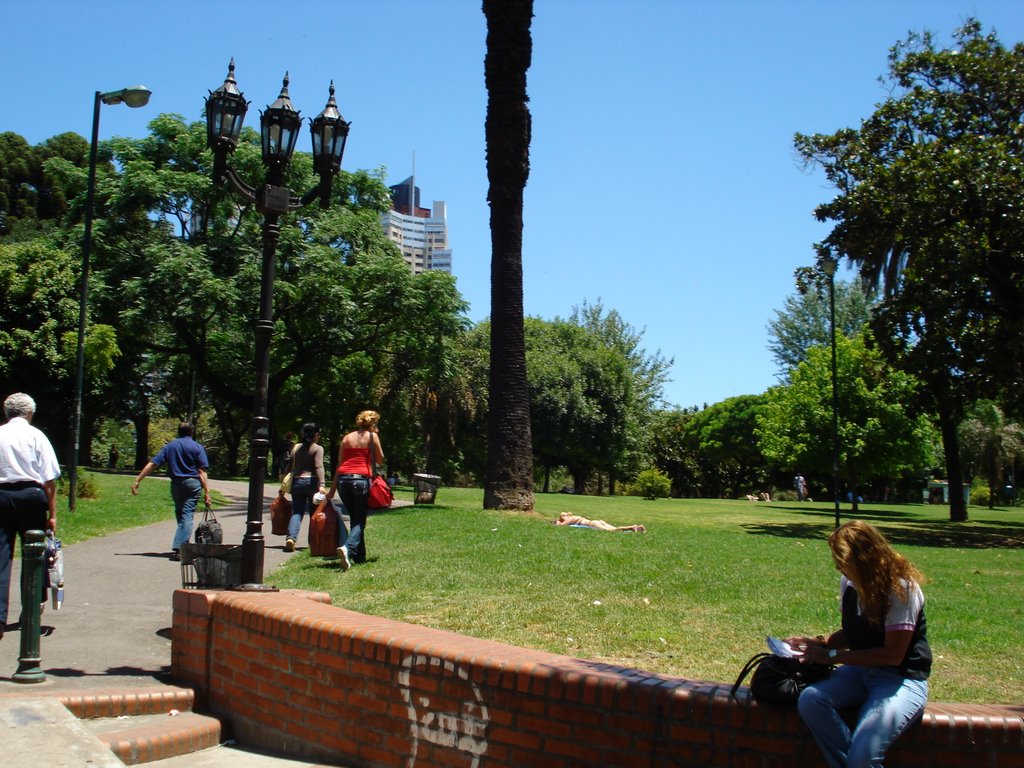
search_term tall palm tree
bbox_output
[482,0,535,510]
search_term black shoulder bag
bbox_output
[730,652,831,706]
[194,504,223,544]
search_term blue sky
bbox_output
[5,1,1022,409]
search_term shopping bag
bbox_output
[308,500,338,556]
[270,492,291,536]
[44,531,64,610]
[368,475,394,509]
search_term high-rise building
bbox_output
[381,177,452,275]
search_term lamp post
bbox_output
[205,60,349,587]
[820,255,841,529]
[70,85,151,512]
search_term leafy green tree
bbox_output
[0,239,81,443]
[570,299,672,491]
[959,401,1024,508]
[41,113,467,474]
[0,131,91,241]
[460,311,661,495]
[684,394,772,498]
[524,317,632,494]
[793,19,1024,520]
[757,334,937,510]
[649,407,703,497]
[767,280,876,381]
[0,132,36,236]
[483,0,535,511]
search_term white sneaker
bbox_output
[285,538,296,552]
[337,545,351,571]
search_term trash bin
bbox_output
[179,542,244,589]
[412,473,441,504]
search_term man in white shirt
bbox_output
[0,393,61,639]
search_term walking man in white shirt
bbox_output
[0,393,61,640]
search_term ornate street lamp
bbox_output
[205,60,350,588]
[70,84,151,512]
[820,254,841,529]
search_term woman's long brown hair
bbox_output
[829,520,925,626]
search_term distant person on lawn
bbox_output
[554,512,646,532]
[132,422,211,561]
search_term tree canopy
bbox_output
[767,279,876,381]
[794,18,1024,519]
[758,333,937,506]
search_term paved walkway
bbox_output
[0,478,412,766]
[0,478,351,692]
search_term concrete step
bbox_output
[2,684,343,767]
[148,742,346,766]
[81,710,223,765]
[59,686,196,719]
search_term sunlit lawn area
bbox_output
[268,485,1024,706]
[65,473,1022,705]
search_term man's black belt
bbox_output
[0,480,44,490]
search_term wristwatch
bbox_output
[827,648,839,660]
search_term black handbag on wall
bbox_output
[731,652,832,705]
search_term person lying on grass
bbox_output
[554,512,646,533]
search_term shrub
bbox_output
[969,484,991,506]
[57,473,99,499]
[631,469,671,500]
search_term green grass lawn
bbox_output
[62,473,1023,705]
[50,470,233,544]
[269,486,1023,706]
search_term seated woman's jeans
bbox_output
[798,665,927,768]
[289,476,315,540]
[337,476,369,563]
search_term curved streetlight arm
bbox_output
[214,163,331,212]
[217,164,258,205]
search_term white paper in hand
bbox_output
[767,636,803,658]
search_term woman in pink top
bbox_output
[325,410,385,570]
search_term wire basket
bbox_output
[412,473,441,504]
[179,542,244,589]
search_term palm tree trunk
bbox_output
[482,0,535,511]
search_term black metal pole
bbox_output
[829,271,841,529]
[70,92,103,513]
[14,530,47,683]
[239,209,281,588]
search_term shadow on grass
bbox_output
[743,506,1024,550]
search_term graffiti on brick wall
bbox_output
[399,653,489,767]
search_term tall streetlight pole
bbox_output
[205,60,349,587]
[820,255,841,529]
[70,85,151,512]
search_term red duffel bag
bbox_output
[368,475,394,509]
[307,500,338,557]
[270,492,291,536]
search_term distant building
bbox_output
[381,177,452,275]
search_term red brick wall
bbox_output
[171,589,1023,768]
